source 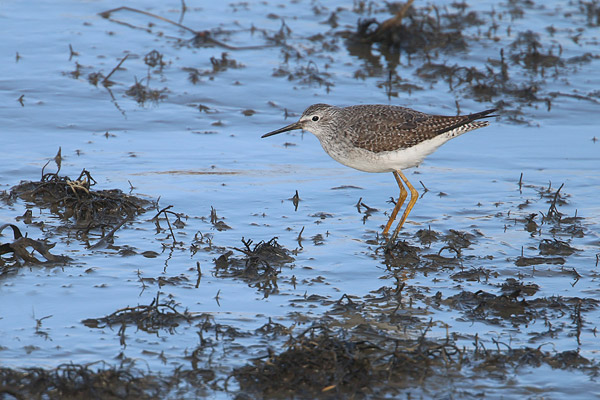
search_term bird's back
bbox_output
[341,105,493,153]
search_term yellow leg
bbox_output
[382,171,407,235]
[388,170,418,245]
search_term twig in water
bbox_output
[99,6,269,50]
[153,205,180,245]
[518,172,523,193]
[89,217,130,249]
[99,6,197,34]
[103,54,129,84]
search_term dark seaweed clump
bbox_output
[214,237,294,296]
[232,323,598,398]
[9,169,152,231]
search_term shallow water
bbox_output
[1,0,600,398]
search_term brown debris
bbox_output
[9,169,151,231]
[214,238,293,295]
[499,278,540,297]
[0,224,70,268]
[82,293,194,334]
[125,78,167,105]
[0,364,163,400]
[351,0,478,54]
[234,327,373,398]
[210,207,231,231]
[99,6,270,51]
[233,320,599,398]
[414,227,441,246]
[440,289,598,329]
[538,238,579,256]
[515,255,565,267]
[383,240,421,268]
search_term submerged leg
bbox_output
[388,170,419,245]
[382,171,408,236]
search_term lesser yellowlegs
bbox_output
[262,104,497,244]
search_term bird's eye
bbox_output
[312,116,319,121]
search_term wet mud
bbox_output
[2,0,600,399]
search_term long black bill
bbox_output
[261,121,303,138]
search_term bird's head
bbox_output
[262,104,338,139]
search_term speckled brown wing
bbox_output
[346,105,479,153]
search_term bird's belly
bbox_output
[322,134,452,173]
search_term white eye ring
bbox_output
[312,116,319,121]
